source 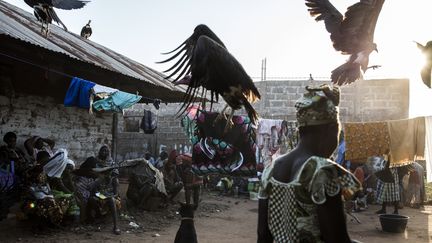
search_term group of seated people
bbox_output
[0,132,122,235]
[0,132,205,235]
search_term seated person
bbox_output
[144,152,155,167]
[162,150,183,201]
[154,150,168,169]
[74,157,121,235]
[1,132,29,176]
[96,144,119,196]
[23,151,72,226]
[24,136,55,161]
[43,149,79,219]
[127,159,165,210]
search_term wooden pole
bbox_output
[112,112,118,162]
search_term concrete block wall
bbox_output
[0,94,113,164]
[116,105,191,158]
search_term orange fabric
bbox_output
[344,122,390,163]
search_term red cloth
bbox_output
[353,167,365,185]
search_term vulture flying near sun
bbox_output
[305,0,385,85]
[24,0,90,35]
[158,24,261,128]
[415,41,432,88]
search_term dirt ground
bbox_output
[1,191,432,243]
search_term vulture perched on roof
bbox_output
[80,20,92,39]
[158,24,261,129]
[415,41,432,88]
[24,0,90,35]
[305,0,385,85]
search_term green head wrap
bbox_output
[295,85,340,127]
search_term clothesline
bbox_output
[0,51,169,106]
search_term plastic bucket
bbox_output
[379,214,409,233]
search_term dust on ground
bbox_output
[1,191,432,242]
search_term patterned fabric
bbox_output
[34,197,65,225]
[295,85,340,127]
[182,108,257,176]
[344,122,390,162]
[260,156,361,242]
[376,168,400,204]
[74,176,95,205]
[268,180,298,242]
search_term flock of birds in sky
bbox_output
[23,0,432,126]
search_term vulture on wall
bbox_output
[305,0,385,85]
[415,41,432,88]
[80,20,92,39]
[24,0,90,35]
[158,24,261,129]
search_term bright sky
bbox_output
[4,0,432,116]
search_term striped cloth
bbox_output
[376,168,400,204]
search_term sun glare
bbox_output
[405,47,432,118]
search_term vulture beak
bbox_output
[374,47,378,53]
[174,76,191,86]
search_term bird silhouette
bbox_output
[24,0,90,36]
[80,20,92,39]
[415,41,432,88]
[305,0,385,85]
[158,24,261,130]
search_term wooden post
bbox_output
[112,112,118,162]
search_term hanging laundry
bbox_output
[387,117,425,166]
[257,118,283,135]
[92,91,142,112]
[153,99,161,110]
[256,118,284,165]
[425,116,432,182]
[64,77,95,108]
[344,121,390,163]
[140,109,158,134]
[184,109,257,176]
[92,84,119,94]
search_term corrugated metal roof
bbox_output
[0,1,183,93]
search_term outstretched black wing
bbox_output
[24,0,89,10]
[158,24,225,83]
[306,0,384,54]
[305,0,343,35]
[159,25,260,119]
[49,0,89,10]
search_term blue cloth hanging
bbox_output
[93,91,142,112]
[64,77,96,108]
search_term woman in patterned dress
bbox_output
[374,156,400,214]
[257,85,362,243]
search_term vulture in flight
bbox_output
[24,0,90,35]
[305,0,385,85]
[80,20,92,39]
[415,41,432,88]
[158,24,261,129]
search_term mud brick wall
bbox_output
[118,78,409,158]
[0,94,112,164]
